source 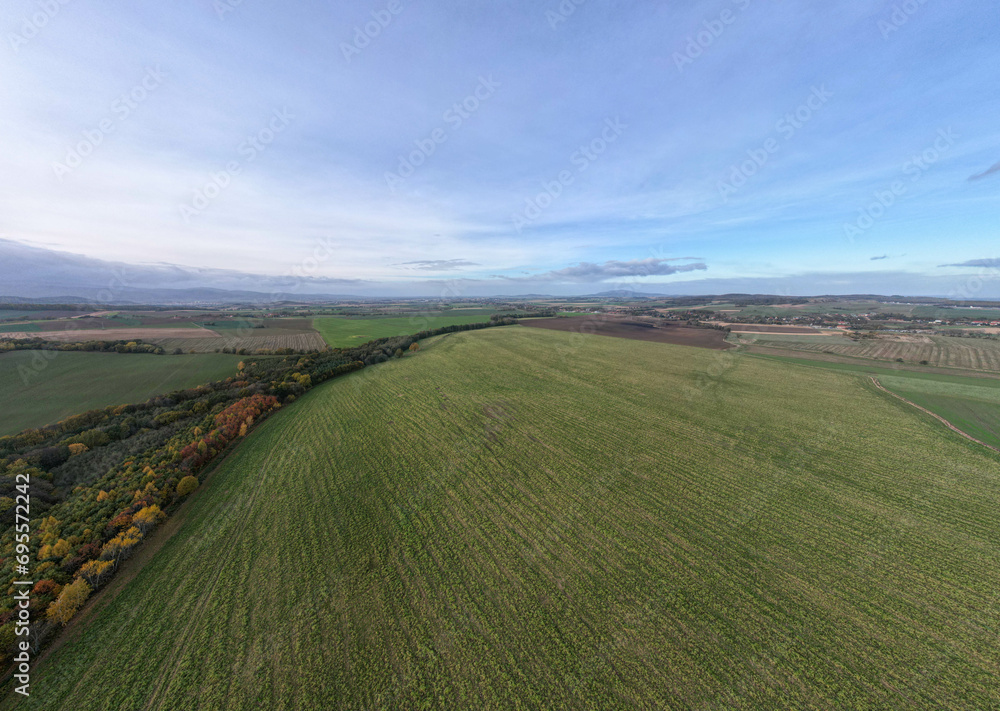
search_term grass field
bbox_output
[0,322,41,332]
[876,375,1000,449]
[0,351,243,436]
[913,305,1000,320]
[313,313,498,347]
[748,353,1000,450]
[728,332,840,344]
[13,327,1000,709]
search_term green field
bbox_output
[14,327,1000,709]
[313,313,498,347]
[0,351,243,436]
[878,375,1000,449]
[728,332,842,344]
[913,306,1000,320]
[749,353,1000,449]
[0,322,41,332]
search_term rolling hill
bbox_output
[11,327,1000,709]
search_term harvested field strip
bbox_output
[749,336,1000,371]
[12,328,1000,709]
[522,316,731,349]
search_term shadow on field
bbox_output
[522,316,732,350]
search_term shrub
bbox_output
[176,476,199,497]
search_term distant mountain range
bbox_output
[0,239,365,304]
[0,289,363,306]
[586,289,670,298]
[0,239,994,305]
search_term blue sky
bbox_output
[1,0,998,296]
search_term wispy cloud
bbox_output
[870,254,888,260]
[939,258,1000,268]
[968,161,1000,181]
[393,259,480,271]
[504,258,707,283]
[0,1,997,293]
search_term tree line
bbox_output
[0,317,514,678]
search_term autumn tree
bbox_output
[100,526,142,564]
[39,538,71,560]
[132,505,165,534]
[46,579,92,626]
[176,476,199,497]
[32,580,61,597]
[67,443,88,456]
[408,342,419,352]
[78,560,113,588]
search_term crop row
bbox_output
[13,328,1000,709]
[753,336,1000,371]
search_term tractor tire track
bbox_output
[870,377,1000,454]
[142,445,282,711]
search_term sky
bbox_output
[1,0,998,297]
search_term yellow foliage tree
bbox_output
[176,476,198,497]
[46,579,92,626]
[40,538,72,560]
[39,516,60,546]
[67,443,89,456]
[96,490,109,502]
[100,526,142,564]
[78,559,113,587]
[132,505,165,534]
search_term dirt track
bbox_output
[522,317,731,350]
[871,377,1000,454]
